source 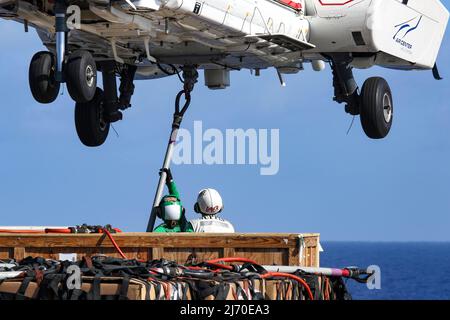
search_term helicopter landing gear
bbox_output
[330,54,393,139]
[73,61,138,147]
[360,77,393,139]
[29,51,60,104]
[65,50,97,103]
[75,88,110,147]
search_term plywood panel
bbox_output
[0,233,308,248]
[13,247,25,261]
[24,247,150,261]
[151,247,164,261]
[161,248,222,265]
[223,248,235,258]
[0,248,12,260]
[235,248,289,265]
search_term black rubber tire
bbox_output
[360,77,393,139]
[66,50,97,103]
[75,88,110,147]
[29,51,60,104]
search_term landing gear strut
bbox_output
[54,0,66,83]
[28,0,67,103]
[330,54,393,139]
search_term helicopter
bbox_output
[1,0,448,146]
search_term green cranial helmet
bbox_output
[158,195,183,221]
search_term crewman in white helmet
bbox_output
[190,188,235,233]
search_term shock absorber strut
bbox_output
[54,0,67,82]
[329,54,360,116]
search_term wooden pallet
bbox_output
[0,233,320,267]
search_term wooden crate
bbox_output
[0,233,320,267]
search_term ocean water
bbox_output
[321,242,450,300]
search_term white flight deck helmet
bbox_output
[194,188,223,215]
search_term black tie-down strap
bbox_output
[186,279,231,300]
[15,275,34,300]
[118,276,130,300]
[37,273,66,300]
[1,256,357,300]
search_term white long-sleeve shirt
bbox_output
[190,216,235,233]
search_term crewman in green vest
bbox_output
[153,168,194,233]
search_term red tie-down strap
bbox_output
[278,0,303,10]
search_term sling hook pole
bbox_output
[146,66,198,232]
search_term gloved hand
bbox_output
[159,168,173,184]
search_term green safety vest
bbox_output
[153,220,194,233]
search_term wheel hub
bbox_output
[383,93,393,123]
[86,65,95,88]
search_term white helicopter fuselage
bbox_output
[0,0,449,145]
[150,0,449,70]
[306,0,449,70]
[1,0,448,80]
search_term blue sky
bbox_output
[0,18,449,241]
